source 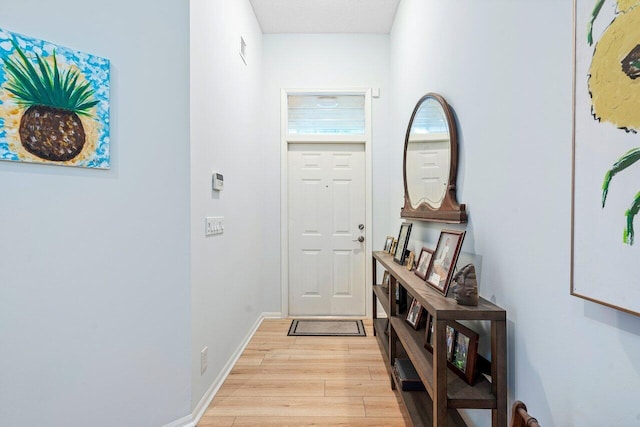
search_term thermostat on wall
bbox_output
[212,172,223,191]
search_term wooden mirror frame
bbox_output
[401,93,467,223]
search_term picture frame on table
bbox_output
[424,314,434,350]
[389,238,398,256]
[424,318,479,385]
[393,223,413,265]
[445,325,455,360]
[405,297,424,330]
[395,283,407,312]
[423,319,455,361]
[450,322,479,385]
[425,230,465,295]
[381,270,390,290]
[383,235,394,253]
[414,247,434,280]
[405,251,415,271]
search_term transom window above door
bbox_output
[287,94,365,135]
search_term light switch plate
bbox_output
[205,217,224,236]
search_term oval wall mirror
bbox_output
[401,93,467,223]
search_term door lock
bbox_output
[358,224,365,230]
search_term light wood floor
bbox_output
[198,318,410,427]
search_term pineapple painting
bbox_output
[0,28,110,168]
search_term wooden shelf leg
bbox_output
[372,259,378,336]
[389,276,397,390]
[492,320,507,427]
[434,318,448,427]
[373,290,378,337]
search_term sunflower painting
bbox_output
[0,28,110,169]
[573,0,640,315]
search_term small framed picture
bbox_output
[405,251,415,271]
[395,283,406,310]
[424,316,453,357]
[405,298,424,329]
[389,238,398,256]
[383,235,394,253]
[451,322,479,385]
[426,230,466,295]
[445,325,455,360]
[381,270,390,289]
[423,314,434,351]
[414,247,434,280]
[393,223,413,265]
[424,319,479,385]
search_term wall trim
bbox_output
[163,311,283,427]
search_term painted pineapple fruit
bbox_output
[588,0,640,244]
[3,39,98,161]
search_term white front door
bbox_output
[288,143,366,316]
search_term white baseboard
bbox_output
[262,312,283,319]
[163,414,193,427]
[164,311,283,427]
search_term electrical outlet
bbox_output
[201,346,208,375]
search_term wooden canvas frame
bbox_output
[571,0,640,316]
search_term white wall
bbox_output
[390,1,640,426]
[0,1,191,426]
[261,34,392,312]
[190,0,268,411]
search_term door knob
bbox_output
[353,236,365,243]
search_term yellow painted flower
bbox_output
[588,5,640,131]
[617,0,639,13]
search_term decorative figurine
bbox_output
[451,263,478,306]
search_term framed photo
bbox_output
[383,235,394,253]
[389,238,398,256]
[445,325,455,360]
[424,318,479,385]
[395,283,407,312]
[405,298,423,330]
[426,230,465,295]
[405,250,415,271]
[424,317,453,357]
[423,314,434,350]
[414,247,434,280]
[393,223,413,265]
[381,270,390,289]
[451,322,479,385]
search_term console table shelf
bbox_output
[372,251,507,427]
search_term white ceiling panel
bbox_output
[249,0,400,34]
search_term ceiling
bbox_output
[249,0,401,34]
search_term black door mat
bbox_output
[287,319,366,337]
